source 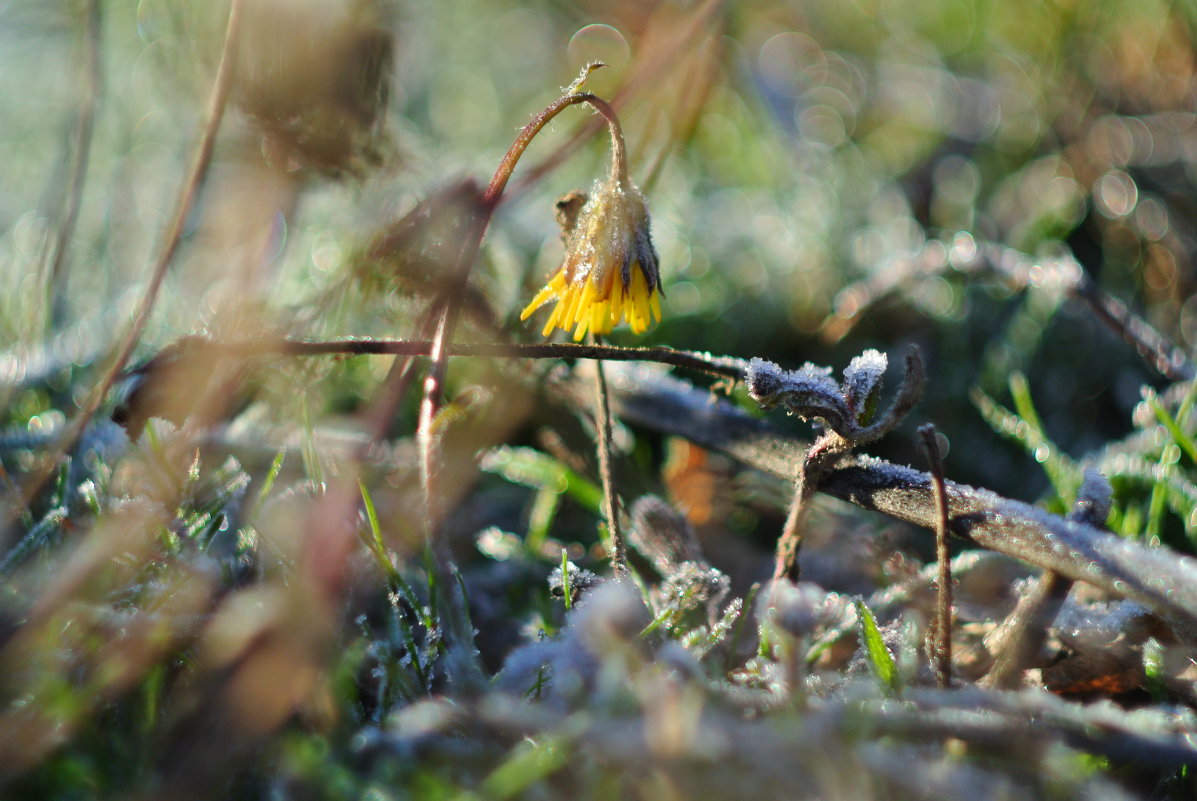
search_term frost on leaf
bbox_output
[745,357,840,414]
[659,561,730,614]
[744,358,786,408]
[842,349,888,423]
[745,348,923,446]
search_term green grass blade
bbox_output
[481,446,602,512]
[560,549,573,612]
[480,732,571,801]
[256,448,287,506]
[1147,391,1197,468]
[971,378,1079,511]
[0,506,67,576]
[854,599,900,695]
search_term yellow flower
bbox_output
[520,177,662,341]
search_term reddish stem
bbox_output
[418,92,629,534]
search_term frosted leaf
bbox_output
[842,349,888,420]
[746,356,852,433]
[745,357,839,411]
[746,348,921,440]
[794,361,838,388]
[744,358,786,406]
[843,349,887,385]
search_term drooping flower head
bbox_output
[520,101,662,341]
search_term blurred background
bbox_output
[2,0,1197,797]
[5,0,1195,493]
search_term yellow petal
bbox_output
[520,284,556,320]
[563,285,585,328]
[542,300,564,336]
[578,279,599,320]
[631,270,650,331]
[608,288,624,326]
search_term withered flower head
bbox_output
[520,107,662,341]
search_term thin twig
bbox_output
[773,475,809,582]
[43,0,103,333]
[982,470,1112,688]
[772,433,847,581]
[918,424,952,689]
[15,0,244,515]
[358,324,438,445]
[159,337,747,380]
[641,32,723,194]
[1070,273,1195,381]
[980,570,1069,689]
[85,0,243,406]
[590,337,627,578]
[873,688,1197,771]
[822,237,1196,382]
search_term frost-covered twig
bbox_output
[919,424,952,689]
[745,349,924,581]
[597,364,1197,644]
[873,686,1197,770]
[982,469,1112,688]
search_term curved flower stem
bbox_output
[591,334,628,579]
[485,92,628,205]
[411,87,632,675]
[508,0,726,202]
[416,91,628,545]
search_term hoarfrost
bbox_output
[842,349,887,417]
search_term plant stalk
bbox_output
[591,336,627,578]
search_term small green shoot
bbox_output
[1142,638,1169,704]
[256,448,287,506]
[359,478,431,693]
[854,599,900,696]
[0,505,67,576]
[560,549,573,612]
